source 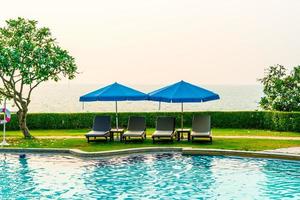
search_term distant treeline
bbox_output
[5,111,300,132]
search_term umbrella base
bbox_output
[0,140,9,146]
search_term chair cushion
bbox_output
[152,130,173,137]
[85,131,110,137]
[93,116,111,132]
[192,115,211,133]
[156,117,175,130]
[123,130,144,137]
[191,131,211,137]
[128,117,146,131]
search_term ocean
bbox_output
[9,84,263,113]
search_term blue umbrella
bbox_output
[148,80,220,129]
[80,82,148,129]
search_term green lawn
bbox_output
[2,128,299,152]
[5,129,88,137]
[5,128,300,137]
[4,137,300,152]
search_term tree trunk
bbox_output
[17,109,32,138]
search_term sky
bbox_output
[1,0,300,85]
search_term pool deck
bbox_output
[0,147,300,161]
[182,148,300,161]
[264,147,300,155]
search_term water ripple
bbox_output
[0,153,299,199]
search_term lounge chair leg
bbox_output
[87,137,90,143]
[110,132,113,141]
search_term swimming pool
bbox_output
[0,153,299,199]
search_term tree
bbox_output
[259,64,300,111]
[0,18,77,138]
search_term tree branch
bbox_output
[26,80,43,105]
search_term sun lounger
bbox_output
[122,116,146,142]
[152,117,176,143]
[191,115,212,142]
[85,116,111,142]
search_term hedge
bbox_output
[5,111,300,132]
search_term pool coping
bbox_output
[0,147,299,161]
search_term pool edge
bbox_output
[0,147,299,161]
[182,148,300,161]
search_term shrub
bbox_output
[5,111,300,132]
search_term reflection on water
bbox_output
[1,153,299,199]
[262,159,300,199]
[209,156,268,200]
[19,83,263,113]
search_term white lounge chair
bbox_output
[85,116,111,142]
[122,116,146,142]
[152,117,176,143]
[191,115,212,143]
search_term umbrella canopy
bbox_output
[80,82,148,130]
[148,80,220,103]
[148,80,220,129]
[79,82,148,102]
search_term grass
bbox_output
[211,129,300,137]
[2,128,299,152]
[4,129,88,137]
[3,137,300,152]
[5,128,300,138]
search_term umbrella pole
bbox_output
[115,101,118,130]
[158,101,161,111]
[181,102,183,130]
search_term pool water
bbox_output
[0,153,299,200]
